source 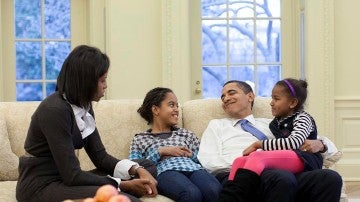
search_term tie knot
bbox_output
[238,118,268,140]
[239,119,249,125]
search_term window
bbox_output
[14,0,70,101]
[201,0,281,98]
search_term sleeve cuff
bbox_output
[113,159,138,180]
[320,136,338,157]
[106,175,121,192]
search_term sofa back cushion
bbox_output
[0,114,19,180]
[182,97,273,139]
[0,102,39,157]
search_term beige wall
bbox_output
[334,0,360,97]
[105,0,162,99]
[292,0,360,181]
[89,0,193,103]
[88,0,360,180]
[333,0,360,180]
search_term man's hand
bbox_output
[243,141,262,156]
[300,139,324,153]
[158,146,192,158]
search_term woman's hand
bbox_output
[120,169,158,198]
[158,146,192,158]
[136,168,158,197]
[243,141,262,156]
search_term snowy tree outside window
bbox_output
[201,0,281,98]
[15,0,70,101]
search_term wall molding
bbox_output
[335,97,360,108]
[334,98,360,180]
[321,0,335,139]
[304,0,335,139]
[335,96,360,101]
[161,1,192,102]
[162,0,174,88]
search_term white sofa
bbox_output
[0,98,347,201]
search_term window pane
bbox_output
[45,0,70,38]
[256,0,280,18]
[15,0,41,38]
[46,82,56,97]
[202,20,227,64]
[229,20,254,63]
[229,0,254,18]
[16,42,42,80]
[201,0,281,98]
[256,19,281,63]
[202,66,227,98]
[45,42,70,80]
[202,0,227,18]
[16,83,42,101]
[229,66,254,83]
[257,65,281,96]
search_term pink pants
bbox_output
[228,150,304,180]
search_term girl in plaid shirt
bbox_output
[129,87,221,202]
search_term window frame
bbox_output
[0,0,88,101]
[190,0,302,98]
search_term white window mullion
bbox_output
[226,0,230,80]
[253,0,258,95]
[41,0,46,99]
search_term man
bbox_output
[198,80,342,202]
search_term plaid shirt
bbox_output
[129,127,203,175]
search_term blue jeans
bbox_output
[157,169,221,202]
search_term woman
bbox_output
[129,87,221,202]
[16,45,157,202]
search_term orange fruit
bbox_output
[94,185,119,202]
[82,198,96,202]
[108,195,131,202]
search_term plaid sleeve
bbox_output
[186,130,201,163]
[128,135,144,160]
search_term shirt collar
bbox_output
[231,114,255,126]
[70,103,95,139]
[71,104,87,117]
[276,111,301,123]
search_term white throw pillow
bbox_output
[0,114,19,180]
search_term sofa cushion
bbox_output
[182,98,341,169]
[0,181,17,202]
[182,97,273,138]
[0,102,39,157]
[0,115,19,180]
[323,151,343,169]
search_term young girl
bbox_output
[129,87,221,202]
[220,78,323,201]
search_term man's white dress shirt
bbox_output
[198,115,273,173]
